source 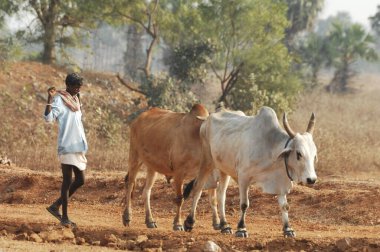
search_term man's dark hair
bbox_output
[65,73,83,86]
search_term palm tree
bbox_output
[325,23,378,93]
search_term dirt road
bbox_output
[1,165,379,251]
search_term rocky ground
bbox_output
[1,164,380,251]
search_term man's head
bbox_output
[65,73,83,96]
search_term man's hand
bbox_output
[47,87,56,97]
[45,87,56,116]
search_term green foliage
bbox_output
[103,1,203,112]
[105,0,303,113]
[0,0,19,25]
[370,5,380,36]
[325,22,378,92]
[297,13,379,92]
[139,75,198,112]
[198,0,300,113]
[297,33,328,88]
[0,36,23,66]
[167,40,215,83]
[280,0,324,47]
[1,0,104,64]
[195,0,302,113]
[228,73,294,115]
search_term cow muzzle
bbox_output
[306,178,316,184]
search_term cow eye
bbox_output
[296,152,302,160]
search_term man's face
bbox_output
[66,84,82,96]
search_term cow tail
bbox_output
[183,179,196,200]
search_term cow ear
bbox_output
[196,116,208,121]
[277,148,291,160]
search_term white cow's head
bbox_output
[281,113,317,185]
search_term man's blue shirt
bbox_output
[44,95,88,155]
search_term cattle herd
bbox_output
[122,103,317,238]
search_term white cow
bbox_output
[183,106,317,238]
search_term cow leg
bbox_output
[122,150,141,227]
[235,177,250,238]
[184,167,213,232]
[172,179,185,231]
[278,194,295,237]
[143,169,158,228]
[217,173,232,234]
[207,188,220,230]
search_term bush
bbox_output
[139,74,199,112]
[0,36,23,67]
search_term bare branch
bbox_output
[210,63,222,82]
[115,9,148,31]
[29,0,45,25]
[116,74,148,96]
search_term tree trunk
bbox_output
[39,0,59,64]
[144,34,157,78]
[42,22,56,64]
[339,60,349,92]
[124,25,145,81]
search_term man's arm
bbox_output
[44,87,56,116]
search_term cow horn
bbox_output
[306,112,316,134]
[283,113,296,139]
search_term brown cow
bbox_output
[122,104,221,231]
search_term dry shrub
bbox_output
[291,73,380,178]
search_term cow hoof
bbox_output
[283,227,296,238]
[173,224,184,231]
[221,226,232,234]
[184,224,193,232]
[184,216,194,232]
[146,221,157,228]
[213,222,221,230]
[184,221,193,232]
[235,229,248,238]
[122,216,130,227]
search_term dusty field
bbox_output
[1,164,380,252]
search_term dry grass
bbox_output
[0,62,139,172]
[291,73,380,179]
[1,62,379,180]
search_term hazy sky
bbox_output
[320,0,379,28]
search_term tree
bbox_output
[297,33,328,88]
[189,0,302,113]
[0,1,22,65]
[370,5,380,36]
[107,0,170,78]
[166,40,215,84]
[282,0,324,49]
[325,22,378,92]
[124,24,145,81]
[108,0,200,111]
[1,0,103,64]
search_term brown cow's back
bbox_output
[129,104,209,177]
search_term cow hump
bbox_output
[190,104,209,117]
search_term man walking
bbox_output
[44,73,88,227]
